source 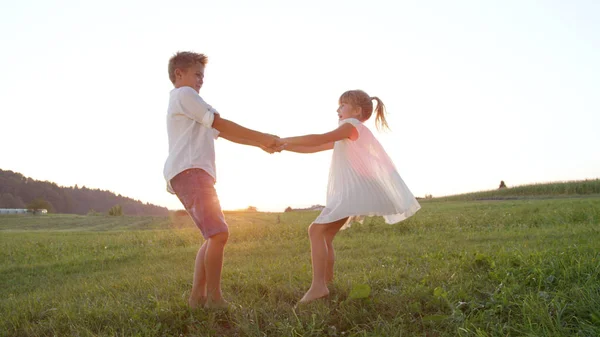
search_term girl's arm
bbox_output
[283,142,334,153]
[220,133,284,153]
[281,123,357,147]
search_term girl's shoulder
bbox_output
[338,118,362,127]
[336,118,365,142]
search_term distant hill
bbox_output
[0,169,168,216]
[427,179,600,202]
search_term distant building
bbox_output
[0,208,28,214]
[291,205,325,212]
[0,208,47,215]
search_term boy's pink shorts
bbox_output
[170,169,228,239]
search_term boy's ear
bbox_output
[174,68,184,79]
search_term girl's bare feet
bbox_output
[188,296,206,309]
[204,297,230,309]
[298,287,329,304]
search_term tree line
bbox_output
[0,169,168,216]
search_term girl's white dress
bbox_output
[314,118,421,229]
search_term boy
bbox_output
[164,51,283,309]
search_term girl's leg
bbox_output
[324,219,347,283]
[188,241,208,308]
[204,231,229,308]
[299,223,328,303]
[299,217,348,303]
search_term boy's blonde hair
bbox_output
[339,90,390,130]
[168,52,208,84]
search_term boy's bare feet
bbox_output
[298,287,329,304]
[188,296,206,309]
[204,297,230,309]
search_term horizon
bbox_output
[2,167,597,212]
[1,1,599,212]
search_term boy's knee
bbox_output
[208,231,229,245]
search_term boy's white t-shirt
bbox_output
[163,86,220,194]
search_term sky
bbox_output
[1,0,599,212]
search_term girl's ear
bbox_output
[354,106,363,118]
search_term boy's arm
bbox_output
[177,89,281,149]
[219,133,260,147]
[281,123,357,147]
[283,143,334,153]
[212,114,281,149]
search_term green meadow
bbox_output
[1,181,600,336]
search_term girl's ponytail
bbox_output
[371,96,390,131]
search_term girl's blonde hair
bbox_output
[339,90,389,130]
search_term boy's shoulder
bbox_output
[170,86,201,102]
[171,86,196,96]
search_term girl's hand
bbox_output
[260,143,286,154]
[259,133,284,150]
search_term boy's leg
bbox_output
[170,169,229,309]
[299,217,348,303]
[204,231,229,308]
[188,241,208,308]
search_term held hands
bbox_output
[260,134,286,154]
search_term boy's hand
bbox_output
[260,145,280,154]
[260,134,285,153]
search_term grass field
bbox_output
[1,184,600,336]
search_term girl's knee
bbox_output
[307,223,317,236]
[324,231,337,243]
[308,223,325,237]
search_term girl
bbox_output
[281,89,421,303]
